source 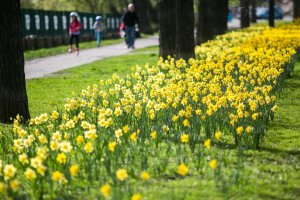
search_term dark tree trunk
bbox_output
[0,0,30,123]
[196,0,214,44]
[251,0,257,23]
[158,0,176,59]
[295,0,300,19]
[240,0,250,28]
[213,0,228,35]
[133,0,154,34]
[175,0,195,60]
[269,0,275,27]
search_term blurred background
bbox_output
[20,0,295,50]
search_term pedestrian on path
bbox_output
[93,16,104,47]
[123,4,139,49]
[69,12,83,55]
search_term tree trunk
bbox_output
[158,0,176,59]
[251,0,257,23]
[269,0,275,27]
[0,0,30,123]
[240,0,250,28]
[213,0,228,35]
[175,0,195,60]
[295,0,300,19]
[133,0,154,34]
[196,0,214,44]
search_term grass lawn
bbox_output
[25,46,300,199]
[24,34,155,61]
[24,37,125,61]
[26,46,159,117]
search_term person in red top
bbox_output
[69,12,83,55]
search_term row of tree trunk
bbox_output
[196,0,228,44]
[158,0,195,60]
[296,0,300,18]
[133,0,157,34]
[158,0,229,60]
[241,0,276,28]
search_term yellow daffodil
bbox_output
[100,184,111,198]
[209,159,218,169]
[180,134,189,143]
[177,163,189,176]
[116,169,128,181]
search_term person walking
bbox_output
[69,12,83,55]
[123,4,139,49]
[93,16,104,47]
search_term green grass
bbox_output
[26,46,159,117]
[24,33,156,61]
[25,49,300,199]
[24,38,125,61]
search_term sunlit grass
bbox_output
[26,46,159,116]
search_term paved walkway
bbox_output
[25,36,159,79]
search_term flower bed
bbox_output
[1,23,300,199]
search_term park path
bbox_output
[25,36,159,79]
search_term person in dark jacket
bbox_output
[123,4,139,49]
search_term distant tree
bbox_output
[20,0,34,8]
[158,0,176,59]
[80,0,104,13]
[213,0,228,35]
[269,0,274,27]
[240,0,250,28]
[0,0,30,123]
[251,0,257,23]
[295,0,300,19]
[175,0,195,60]
[196,0,214,44]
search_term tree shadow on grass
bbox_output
[258,193,295,200]
[214,140,300,157]
[258,146,300,156]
